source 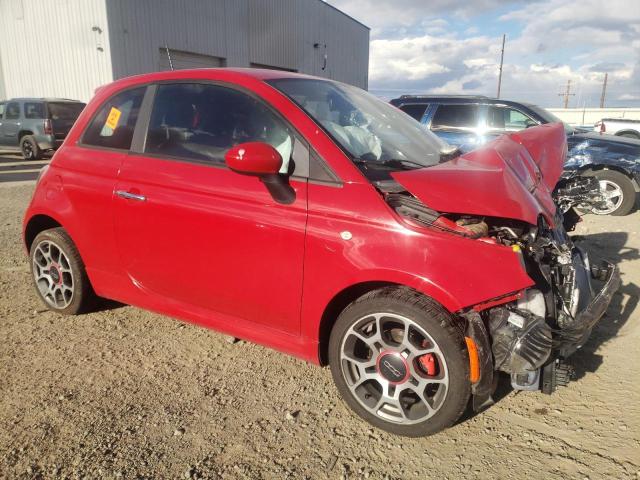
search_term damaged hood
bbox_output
[391,123,567,227]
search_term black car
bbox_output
[0,98,85,159]
[390,95,640,216]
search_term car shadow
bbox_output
[457,231,639,426]
[92,297,127,312]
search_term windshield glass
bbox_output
[267,79,453,174]
[47,102,85,120]
[526,104,575,134]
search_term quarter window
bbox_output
[24,102,45,119]
[399,104,428,122]
[430,104,479,130]
[487,106,537,131]
[5,102,20,120]
[145,83,294,173]
[83,87,145,150]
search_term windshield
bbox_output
[47,102,85,120]
[267,79,453,175]
[526,104,575,134]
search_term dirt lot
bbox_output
[1,183,638,479]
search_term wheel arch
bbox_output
[18,130,35,141]
[24,214,63,252]
[316,281,458,366]
[615,130,640,139]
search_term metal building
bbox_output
[0,0,369,102]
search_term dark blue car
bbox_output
[390,95,640,216]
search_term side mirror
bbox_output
[225,142,282,176]
[224,142,295,205]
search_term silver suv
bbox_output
[0,98,85,159]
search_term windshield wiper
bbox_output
[353,158,427,170]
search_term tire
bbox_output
[21,135,42,160]
[328,287,470,437]
[584,169,636,216]
[30,227,95,315]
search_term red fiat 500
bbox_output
[23,69,619,436]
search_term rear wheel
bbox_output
[584,170,636,216]
[328,287,470,437]
[21,135,42,160]
[30,228,95,315]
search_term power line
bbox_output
[558,79,575,108]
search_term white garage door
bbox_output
[158,49,225,71]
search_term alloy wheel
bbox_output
[593,179,624,215]
[32,240,74,309]
[339,312,449,425]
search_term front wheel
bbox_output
[30,228,95,315]
[584,170,636,216]
[328,287,470,437]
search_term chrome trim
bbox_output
[115,190,146,201]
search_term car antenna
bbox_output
[164,43,174,71]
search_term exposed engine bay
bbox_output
[377,179,621,400]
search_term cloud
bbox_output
[328,0,640,107]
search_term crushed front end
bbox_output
[466,213,620,396]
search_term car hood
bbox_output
[391,123,566,227]
[571,130,640,147]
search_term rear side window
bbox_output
[145,83,293,172]
[5,102,20,120]
[399,103,428,122]
[48,102,85,120]
[431,104,479,130]
[25,102,45,119]
[83,87,145,150]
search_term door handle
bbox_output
[115,190,146,201]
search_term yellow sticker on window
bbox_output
[105,107,122,130]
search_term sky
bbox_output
[325,0,640,107]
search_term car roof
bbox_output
[391,95,537,108]
[4,98,84,103]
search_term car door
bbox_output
[0,101,21,147]
[428,103,482,152]
[113,82,308,335]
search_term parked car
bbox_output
[390,95,640,216]
[23,69,619,437]
[594,118,640,139]
[0,98,85,159]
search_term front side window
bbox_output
[5,102,20,120]
[145,83,293,173]
[430,104,480,130]
[24,102,45,119]
[82,87,145,150]
[487,106,537,131]
[268,79,451,178]
[399,103,428,122]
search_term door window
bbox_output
[430,104,479,130]
[82,87,146,150]
[399,104,428,122]
[5,102,20,120]
[145,83,294,174]
[487,106,537,131]
[24,102,45,119]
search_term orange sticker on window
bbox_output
[105,107,122,130]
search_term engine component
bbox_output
[517,288,546,318]
[541,359,575,394]
[489,308,552,374]
[455,217,489,237]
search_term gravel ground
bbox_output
[1,184,639,479]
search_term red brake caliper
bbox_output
[418,353,437,376]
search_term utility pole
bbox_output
[599,73,608,108]
[558,79,575,108]
[497,34,506,99]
